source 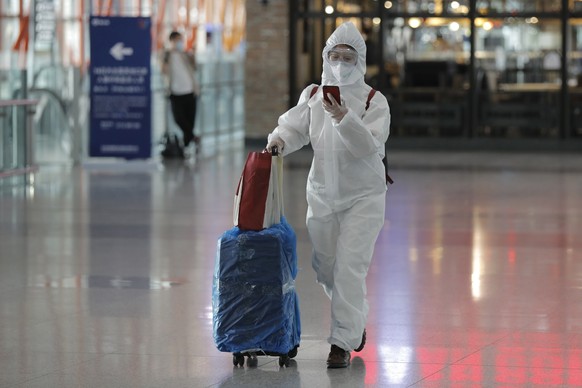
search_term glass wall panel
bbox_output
[383,17,471,136]
[333,0,379,13]
[294,0,580,140]
[384,0,469,15]
[1,0,246,171]
[299,0,324,12]
[0,2,24,72]
[475,0,561,13]
[474,17,562,137]
[0,103,27,172]
[571,0,582,12]
[568,20,582,137]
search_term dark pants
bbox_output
[169,93,197,147]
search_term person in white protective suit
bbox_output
[266,22,390,368]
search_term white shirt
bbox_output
[168,51,198,95]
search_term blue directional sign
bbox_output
[89,16,151,159]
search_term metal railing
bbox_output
[1,54,245,176]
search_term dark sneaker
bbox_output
[327,345,351,368]
[354,329,366,352]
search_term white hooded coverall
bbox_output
[268,22,391,351]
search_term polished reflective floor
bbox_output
[1,149,582,387]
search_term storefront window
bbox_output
[304,0,582,140]
[334,0,379,12]
[571,0,582,12]
[568,20,582,136]
[299,0,324,12]
[475,17,562,137]
[382,17,471,136]
[476,18,562,84]
[476,0,561,14]
[569,22,582,84]
[384,0,469,15]
[394,18,470,62]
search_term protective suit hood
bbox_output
[322,22,367,87]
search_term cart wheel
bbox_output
[247,355,258,367]
[279,355,290,367]
[288,346,298,359]
[233,354,245,367]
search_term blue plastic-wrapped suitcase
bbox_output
[212,217,301,367]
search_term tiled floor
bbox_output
[1,148,581,387]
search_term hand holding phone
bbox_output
[322,85,340,105]
[322,85,347,122]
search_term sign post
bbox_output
[89,17,152,159]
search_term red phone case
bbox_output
[323,86,340,104]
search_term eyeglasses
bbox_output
[327,48,357,65]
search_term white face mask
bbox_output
[330,62,355,84]
[175,41,184,51]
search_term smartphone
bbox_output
[322,85,340,104]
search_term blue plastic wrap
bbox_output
[212,217,301,354]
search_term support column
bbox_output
[244,0,290,140]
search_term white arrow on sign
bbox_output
[109,42,134,61]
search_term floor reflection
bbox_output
[29,275,186,289]
[1,150,581,387]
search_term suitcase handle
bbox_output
[262,146,279,156]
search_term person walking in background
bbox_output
[266,22,391,369]
[162,31,200,156]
